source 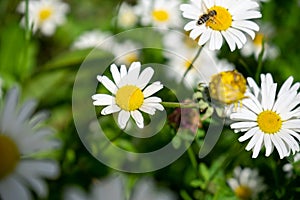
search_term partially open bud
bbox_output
[209,70,247,104]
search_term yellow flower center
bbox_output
[152,9,169,22]
[206,6,232,31]
[235,185,253,200]
[115,85,144,111]
[39,7,53,21]
[120,12,137,27]
[0,135,20,180]
[184,60,192,69]
[124,53,138,64]
[209,70,247,104]
[253,33,264,46]
[257,110,282,134]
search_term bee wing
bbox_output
[201,0,209,13]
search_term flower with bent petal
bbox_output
[180,0,261,51]
[0,88,60,200]
[92,62,164,129]
[227,166,265,200]
[230,74,300,159]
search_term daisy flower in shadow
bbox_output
[117,2,139,29]
[92,62,164,129]
[135,0,183,29]
[0,88,60,200]
[64,175,177,200]
[180,0,261,51]
[230,74,300,159]
[241,23,279,60]
[71,30,114,51]
[227,166,265,200]
[17,0,69,36]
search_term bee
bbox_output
[197,10,217,25]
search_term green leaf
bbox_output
[41,49,113,71]
[199,163,210,182]
[180,190,193,200]
[190,179,205,189]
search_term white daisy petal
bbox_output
[238,127,259,142]
[0,177,31,200]
[222,31,236,51]
[231,122,257,130]
[278,76,293,97]
[184,21,198,31]
[144,97,162,103]
[131,110,144,128]
[97,75,118,94]
[252,132,264,158]
[92,94,115,106]
[136,67,154,89]
[227,178,239,190]
[110,64,121,85]
[263,134,273,157]
[118,110,130,129]
[198,29,212,46]
[139,105,156,115]
[143,102,164,111]
[273,134,289,158]
[101,105,121,115]
[245,132,261,152]
[120,64,127,78]
[143,81,163,98]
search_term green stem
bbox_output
[187,143,198,172]
[161,102,199,109]
[255,40,265,82]
[25,0,31,41]
[180,47,203,83]
[238,58,252,75]
[202,143,244,197]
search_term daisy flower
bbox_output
[17,0,69,36]
[0,88,60,200]
[283,152,300,176]
[227,166,265,200]
[180,0,262,51]
[92,62,164,129]
[135,0,183,29]
[163,31,234,86]
[71,30,114,51]
[230,74,300,159]
[117,2,138,29]
[111,40,141,66]
[241,23,279,60]
[64,175,177,200]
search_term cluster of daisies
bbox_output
[92,0,299,161]
[90,4,300,198]
[6,0,298,199]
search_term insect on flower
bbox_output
[197,9,217,25]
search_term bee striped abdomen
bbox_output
[197,10,217,26]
